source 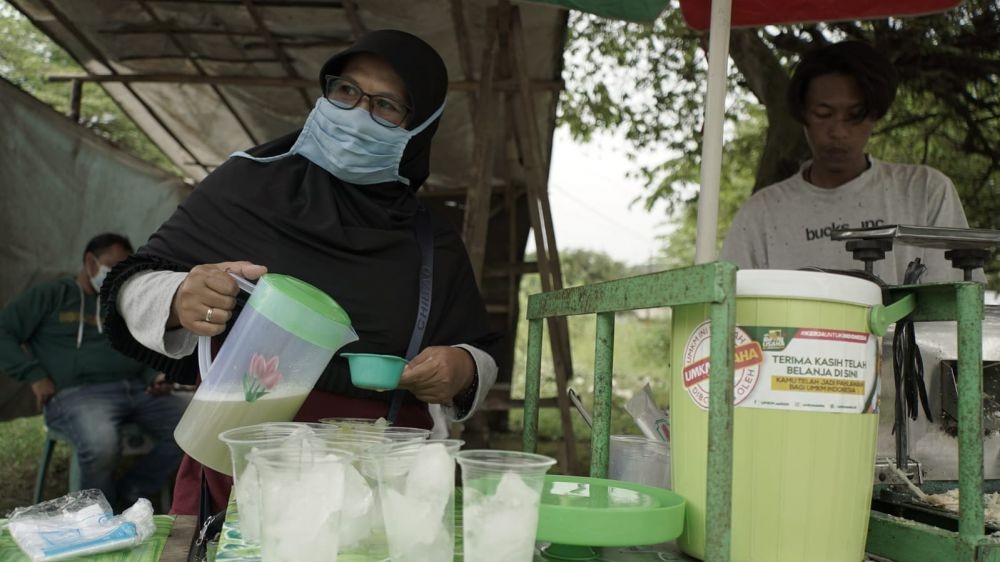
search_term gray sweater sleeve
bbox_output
[118,271,197,358]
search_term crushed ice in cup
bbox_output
[235,457,262,543]
[277,426,318,451]
[381,443,454,561]
[464,472,541,562]
[338,463,375,549]
[404,443,453,511]
[258,453,346,562]
[230,426,327,545]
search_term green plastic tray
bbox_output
[536,475,685,554]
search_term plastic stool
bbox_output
[34,423,172,511]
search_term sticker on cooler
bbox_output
[682,321,762,410]
[682,321,878,413]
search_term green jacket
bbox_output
[0,277,156,391]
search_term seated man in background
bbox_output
[0,233,186,508]
[720,40,982,284]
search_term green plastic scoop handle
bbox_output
[868,293,917,336]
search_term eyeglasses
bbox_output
[324,75,412,128]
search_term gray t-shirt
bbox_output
[720,158,980,284]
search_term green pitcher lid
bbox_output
[246,274,355,351]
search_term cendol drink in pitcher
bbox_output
[174,393,307,474]
[173,274,357,475]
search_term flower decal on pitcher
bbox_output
[243,352,283,402]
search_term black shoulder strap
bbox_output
[387,207,434,423]
[188,471,226,562]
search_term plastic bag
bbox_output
[624,383,670,442]
[6,489,155,561]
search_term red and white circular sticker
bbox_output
[682,320,762,410]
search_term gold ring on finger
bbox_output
[205,307,214,323]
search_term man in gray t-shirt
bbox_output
[720,41,979,284]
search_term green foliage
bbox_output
[510,249,671,441]
[0,3,181,176]
[655,107,767,268]
[520,248,633,296]
[561,10,753,215]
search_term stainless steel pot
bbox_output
[876,305,1000,480]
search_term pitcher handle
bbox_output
[197,273,257,379]
[868,293,917,337]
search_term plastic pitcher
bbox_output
[173,273,358,475]
[671,270,914,561]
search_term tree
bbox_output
[522,248,632,295]
[0,3,180,175]
[560,1,999,281]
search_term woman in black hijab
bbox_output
[102,30,500,514]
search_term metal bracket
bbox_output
[875,457,924,486]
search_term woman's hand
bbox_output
[167,261,267,336]
[398,346,475,404]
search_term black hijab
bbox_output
[319,29,448,189]
[103,30,500,402]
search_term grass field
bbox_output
[0,415,70,514]
[503,309,673,474]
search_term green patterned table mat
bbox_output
[213,493,257,562]
[0,515,174,562]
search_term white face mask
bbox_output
[90,264,111,293]
[229,97,445,186]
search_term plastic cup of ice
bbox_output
[307,432,392,556]
[337,430,431,558]
[250,443,354,562]
[372,439,464,562]
[219,423,331,544]
[456,450,557,562]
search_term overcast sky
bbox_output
[529,127,673,267]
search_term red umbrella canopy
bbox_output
[679,0,962,30]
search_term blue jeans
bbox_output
[44,379,186,507]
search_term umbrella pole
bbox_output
[694,0,733,265]
[696,2,735,562]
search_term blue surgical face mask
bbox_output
[232,97,444,186]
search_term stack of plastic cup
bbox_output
[319,416,389,429]
[357,426,430,441]
[456,450,557,562]
[373,439,464,562]
[608,435,670,489]
[219,422,329,544]
[346,428,429,559]
[320,417,431,439]
[250,443,354,562]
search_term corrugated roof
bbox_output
[9,0,567,190]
